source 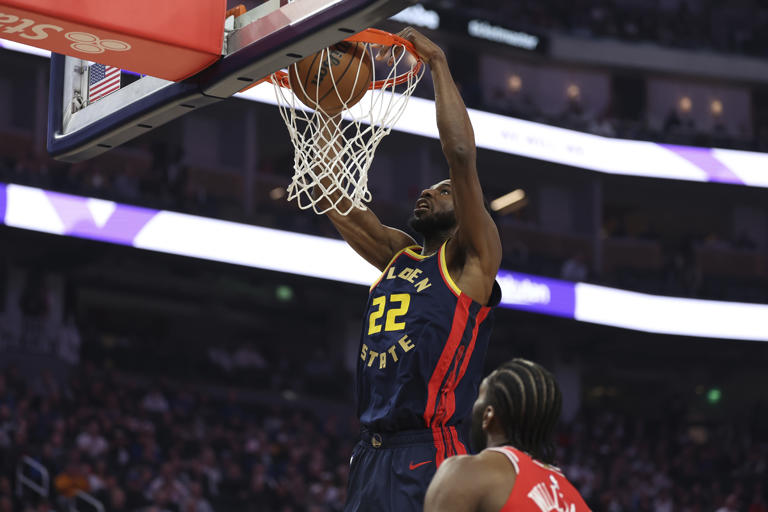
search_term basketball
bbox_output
[288,41,373,115]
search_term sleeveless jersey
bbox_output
[356,242,500,458]
[485,446,590,512]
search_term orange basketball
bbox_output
[288,41,373,115]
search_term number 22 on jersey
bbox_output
[368,293,411,335]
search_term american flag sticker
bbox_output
[88,63,121,103]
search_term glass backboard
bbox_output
[47,0,415,162]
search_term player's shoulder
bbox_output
[426,455,494,512]
[432,454,485,484]
[434,454,475,475]
[427,454,502,506]
[429,451,519,512]
[386,227,418,255]
[476,448,522,480]
[437,452,514,489]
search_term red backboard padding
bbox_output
[0,0,226,81]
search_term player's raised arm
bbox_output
[313,114,416,271]
[400,29,502,295]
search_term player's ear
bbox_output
[482,404,495,430]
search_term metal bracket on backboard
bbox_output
[47,0,416,162]
[61,59,88,128]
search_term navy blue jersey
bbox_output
[356,242,500,462]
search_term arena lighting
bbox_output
[5,41,768,188]
[269,187,285,200]
[679,96,693,113]
[467,20,540,51]
[507,74,522,92]
[490,189,526,212]
[706,388,722,404]
[711,99,723,116]
[0,38,49,57]
[3,182,768,342]
[574,283,768,341]
[389,4,440,30]
[275,285,294,302]
[236,85,768,188]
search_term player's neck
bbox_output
[485,432,508,449]
[420,233,451,257]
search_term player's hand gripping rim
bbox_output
[374,27,445,66]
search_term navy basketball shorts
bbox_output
[344,426,468,512]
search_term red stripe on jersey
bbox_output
[449,426,467,455]
[423,294,472,428]
[443,306,491,422]
[432,427,446,467]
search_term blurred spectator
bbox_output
[108,485,130,512]
[750,489,768,512]
[654,489,673,512]
[1,357,765,511]
[587,113,617,138]
[2,117,768,306]
[561,252,589,282]
[114,164,141,202]
[19,272,48,318]
[716,494,740,512]
[142,388,170,414]
[53,454,90,498]
[184,481,214,512]
[439,0,768,58]
[735,231,758,251]
[76,420,109,459]
[146,462,189,508]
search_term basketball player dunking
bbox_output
[424,359,590,512]
[314,28,502,511]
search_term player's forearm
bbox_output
[430,55,476,168]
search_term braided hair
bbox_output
[485,358,562,464]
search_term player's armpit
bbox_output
[424,456,486,512]
[326,208,416,271]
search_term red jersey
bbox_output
[485,446,590,512]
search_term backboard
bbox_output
[46,0,415,162]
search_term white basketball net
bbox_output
[271,40,424,215]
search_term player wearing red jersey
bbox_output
[424,359,590,512]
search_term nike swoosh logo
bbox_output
[409,460,432,470]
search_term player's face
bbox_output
[413,179,454,218]
[409,180,456,236]
[470,377,490,453]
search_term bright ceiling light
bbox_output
[269,187,285,200]
[490,189,527,213]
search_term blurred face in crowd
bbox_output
[110,487,126,508]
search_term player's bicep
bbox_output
[451,164,502,271]
[424,457,482,512]
[328,207,415,271]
